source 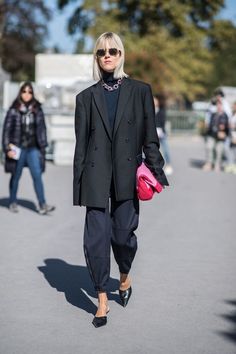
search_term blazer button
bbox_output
[125,138,129,143]
[127,157,132,161]
[94,146,98,150]
[91,162,95,167]
[128,120,132,124]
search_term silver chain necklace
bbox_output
[102,78,122,91]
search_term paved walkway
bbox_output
[0,136,235,354]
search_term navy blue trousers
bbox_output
[83,197,139,292]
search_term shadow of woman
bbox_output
[0,197,37,212]
[38,258,120,315]
[217,299,236,345]
[189,158,206,169]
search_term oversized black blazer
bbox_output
[73,77,168,208]
[2,102,47,173]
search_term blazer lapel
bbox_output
[113,78,132,137]
[92,82,112,140]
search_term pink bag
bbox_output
[136,162,163,200]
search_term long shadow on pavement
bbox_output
[189,158,205,169]
[216,299,236,345]
[38,259,120,315]
[0,197,37,212]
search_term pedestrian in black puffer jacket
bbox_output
[203,98,230,171]
[2,81,55,214]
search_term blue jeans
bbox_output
[9,147,45,205]
[205,136,224,167]
[159,135,171,164]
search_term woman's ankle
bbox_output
[97,291,108,305]
[119,273,131,290]
[120,273,128,282]
[96,292,109,317]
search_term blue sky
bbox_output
[45,0,236,53]
[220,0,236,21]
[45,1,77,53]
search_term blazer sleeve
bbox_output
[142,85,169,186]
[73,93,89,187]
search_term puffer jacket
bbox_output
[207,111,229,141]
[2,100,48,173]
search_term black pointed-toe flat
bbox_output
[92,315,107,328]
[92,307,110,328]
[119,286,132,307]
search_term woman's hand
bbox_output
[217,131,226,140]
[7,150,16,159]
[7,144,17,159]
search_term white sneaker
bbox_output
[224,164,234,173]
[38,203,56,215]
[214,164,222,172]
[9,202,19,213]
[202,162,212,171]
[232,164,236,174]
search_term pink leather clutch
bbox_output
[136,162,163,200]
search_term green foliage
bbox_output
[58,0,236,100]
[207,19,236,93]
[0,0,51,81]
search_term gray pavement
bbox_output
[0,135,236,354]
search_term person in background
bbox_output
[214,88,232,119]
[225,101,236,174]
[153,94,173,176]
[73,32,168,328]
[203,98,229,171]
[205,89,232,125]
[2,81,55,214]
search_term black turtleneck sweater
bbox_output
[102,71,120,132]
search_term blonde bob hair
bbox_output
[93,32,128,81]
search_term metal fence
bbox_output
[0,108,204,164]
[166,110,204,133]
[0,108,203,148]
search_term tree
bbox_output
[0,0,51,81]
[57,0,236,101]
[207,19,236,93]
